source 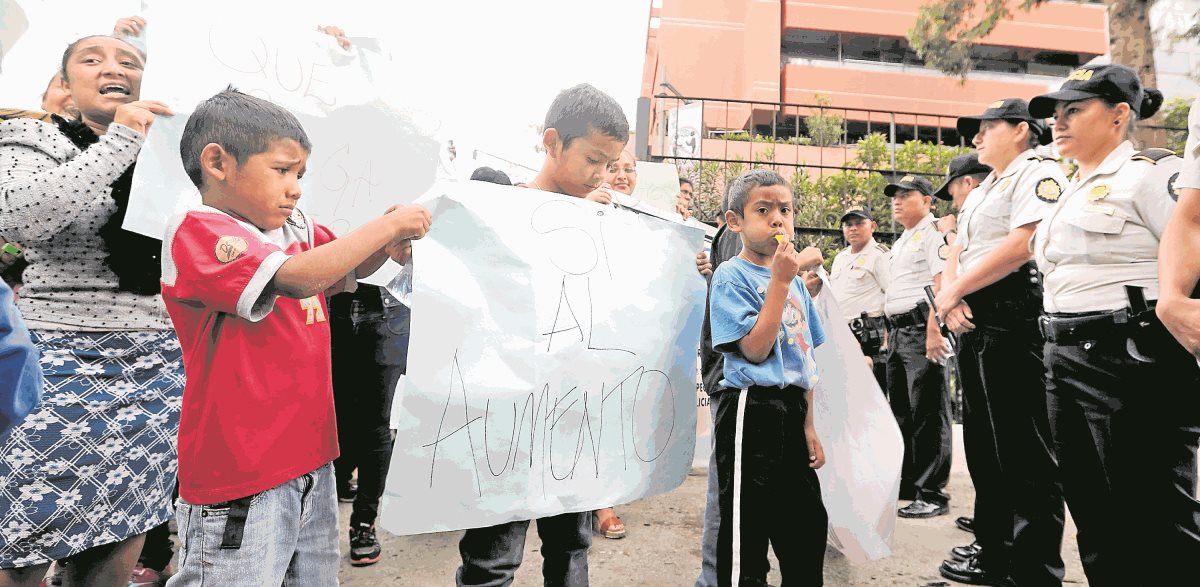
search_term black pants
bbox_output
[330,285,410,528]
[456,513,591,587]
[1045,334,1200,586]
[885,325,951,505]
[957,313,1064,584]
[714,387,828,586]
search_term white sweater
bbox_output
[0,118,171,331]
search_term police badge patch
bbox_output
[1036,178,1062,203]
[1169,172,1180,202]
[938,244,950,260]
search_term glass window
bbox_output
[783,29,838,61]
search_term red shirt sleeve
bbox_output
[166,211,291,321]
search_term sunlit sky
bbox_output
[0,0,652,180]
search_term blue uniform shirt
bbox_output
[710,257,825,390]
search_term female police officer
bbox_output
[934,99,1067,586]
[1029,64,1200,586]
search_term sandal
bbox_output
[592,509,626,539]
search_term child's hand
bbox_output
[796,246,823,271]
[806,425,825,469]
[113,100,174,136]
[695,250,712,277]
[584,184,613,205]
[770,236,801,282]
[385,204,432,240]
[385,239,413,265]
[801,271,822,297]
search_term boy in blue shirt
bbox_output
[708,169,829,586]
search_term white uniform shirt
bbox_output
[829,239,891,321]
[1034,141,1181,313]
[1176,97,1200,190]
[957,150,1065,274]
[885,213,947,315]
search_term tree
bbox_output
[909,0,1159,88]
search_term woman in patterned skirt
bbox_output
[0,35,180,586]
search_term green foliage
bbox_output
[679,133,968,264]
[909,0,1042,81]
[1162,97,1191,156]
[806,95,845,147]
[722,131,812,145]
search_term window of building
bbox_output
[782,29,839,61]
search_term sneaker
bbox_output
[897,499,949,518]
[337,480,358,503]
[128,564,168,587]
[349,523,382,566]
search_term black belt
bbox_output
[1038,306,1153,345]
[886,302,930,329]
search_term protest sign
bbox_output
[811,273,904,562]
[125,11,441,241]
[379,182,706,535]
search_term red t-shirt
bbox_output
[161,206,340,504]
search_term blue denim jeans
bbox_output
[456,512,591,587]
[166,463,339,586]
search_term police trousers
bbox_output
[957,286,1064,584]
[1044,330,1200,586]
[885,324,951,505]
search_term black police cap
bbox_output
[933,153,992,201]
[884,175,934,198]
[1029,64,1164,120]
[956,98,1051,146]
[839,205,873,223]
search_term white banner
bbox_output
[666,101,702,158]
[125,12,441,240]
[379,182,707,535]
[812,273,904,562]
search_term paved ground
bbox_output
[337,425,1088,586]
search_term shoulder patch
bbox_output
[1027,155,1048,162]
[1131,148,1177,164]
[215,236,248,264]
[937,244,950,260]
[1036,178,1062,203]
[1169,172,1180,202]
[875,242,890,253]
[285,209,308,229]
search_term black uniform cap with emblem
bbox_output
[884,175,935,198]
[839,205,874,224]
[933,153,992,201]
[1029,64,1164,121]
[956,98,1052,146]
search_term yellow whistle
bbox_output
[775,235,786,243]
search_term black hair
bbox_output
[60,35,145,82]
[180,87,312,188]
[726,169,790,217]
[469,166,512,186]
[543,83,629,150]
[679,176,693,188]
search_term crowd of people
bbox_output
[1,15,1199,587]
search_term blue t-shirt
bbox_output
[1,280,41,436]
[710,257,825,390]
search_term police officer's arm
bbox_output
[1157,187,1200,354]
[926,273,950,362]
[873,248,892,292]
[937,223,1037,313]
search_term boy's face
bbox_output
[548,128,626,198]
[216,138,309,231]
[727,184,794,257]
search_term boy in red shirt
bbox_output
[161,88,430,586]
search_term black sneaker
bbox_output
[349,523,382,567]
[337,480,358,503]
[897,499,949,518]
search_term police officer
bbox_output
[934,101,1067,586]
[1029,64,1199,586]
[829,205,890,391]
[1158,97,1200,354]
[884,175,953,518]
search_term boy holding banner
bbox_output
[454,83,628,587]
[160,88,431,586]
[708,169,829,586]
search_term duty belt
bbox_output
[1038,310,1134,344]
[886,302,930,330]
[849,313,886,355]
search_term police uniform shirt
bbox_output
[1177,97,1200,190]
[829,239,891,321]
[884,213,947,316]
[957,150,1064,274]
[1034,141,1181,313]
